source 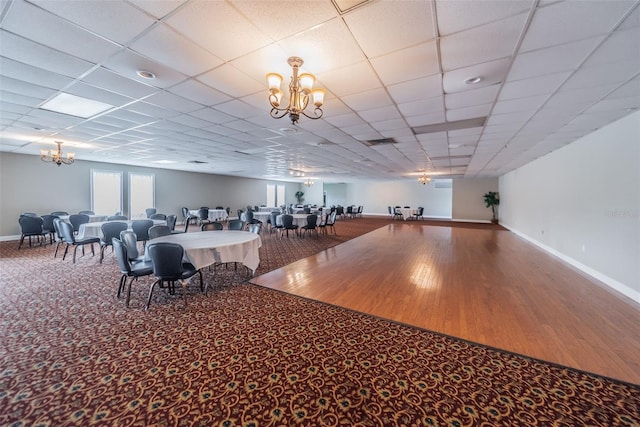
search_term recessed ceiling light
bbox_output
[137,70,156,79]
[464,76,482,85]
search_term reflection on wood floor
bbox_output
[251,222,640,385]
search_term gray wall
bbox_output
[500,111,640,302]
[0,153,300,237]
[452,178,499,222]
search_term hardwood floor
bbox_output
[251,221,640,385]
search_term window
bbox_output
[91,170,122,215]
[267,184,286,207]
[129,172,155,219]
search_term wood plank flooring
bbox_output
[251,221,640,385]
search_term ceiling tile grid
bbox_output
[1,0,639,182]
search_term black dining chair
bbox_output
[112,237,153,307]
[99,221,128,263]
[202,222,224,231]
[107,215,128,221]
[145,208,157,218]
[166,214,178,232]
[68,214,90,234]
[197,207,210,225]
[58,220,100,263]
[227,219,245,231]
[79,210,95,215]
[248,223,262,234]
[50,211,68,216]
[182,207,197,226]
[131,219,154,248]
[18,215,47,249]
[413,207,424,220]
[41,214,58,244]
[146,242,203,310]
[279,214,298,238]
[148,225,172,239]
[120,230,144,264]
[149,213,167,220]
[52,218,66,258]
[300,214,318,238]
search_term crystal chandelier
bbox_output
[40,141,75,166]
[266,57,325,125]
[304,178,314,187]
[417,174,431,185]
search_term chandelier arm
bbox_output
[300,107,324,120]
[269,107,291,120]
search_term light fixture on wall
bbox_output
[417,174,431,185]
[303,178,314,187]
[266,57,325,125]
[40,141,75,166]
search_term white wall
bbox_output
[452,178,499,222]
[500,111,640,302]
[0,153,300,237]
[341,179,453,218]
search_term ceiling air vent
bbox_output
[412,117,487,135]
[362,137,397,147]
[188,160,207,164]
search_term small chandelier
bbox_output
[417,174,431,185]
[40,141,75,166]
[303,178,314,187]
[266,56,325,125]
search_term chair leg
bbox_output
[100,246,105,264]
[117,274,127,298]
[181,279,188,308]
[125,276,137,307]
[18,235,25,249]
[198,270,204,294]
[54,241,61,258]
[62,244,70,260]
[145,279,160,310]
[73,245,79,263]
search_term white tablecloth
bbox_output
[258,206,280,212]
[189,209,228,222]
[77,219,166,239]
[241,211,272,223]
[397,208,418,220]
[276,214,320,227]
[146,230,261,272]
[59,214,108,223]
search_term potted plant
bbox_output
[483,191,500,223]
[295,191,305,205]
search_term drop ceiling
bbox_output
[0,0,638,183]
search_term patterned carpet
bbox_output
[1,217,638,426]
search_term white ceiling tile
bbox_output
[65,81,133,107]
[561,60,640,91]
[519,0,637,52]
[443,58,511,94]
[129,24,224,76]
[0,90,43,108]
[370,41,440,86]
[500,72,570,100]
[3,0,121,63]
[211,100,263,119]
[508,36,604,81]
[586,96,639,114]
[440,13,529,71]
[31,0,155,45]
[405,112,447,127]
[436,0,532,35]
[345,0,436,57]
[0,30,93,78]
[358,106,403,123]
[583,28,640,67]
[0,57,74,90]
[492,94,550,115]
[341,88,394,111]
[398,97,444,116]
[277,18,366,74]
[198,64,264,98]
[82,67,158,99]
[102,49,188,89]
[317,61,381,97]
[445,84,500,109]
[234,1,338,42]
[446,104,492,121]
[0,75,57,99]
[166,0,272,61]
[168,79,232,107]
[388,74,442,104]
[127,0,187,20]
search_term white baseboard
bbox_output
[451,218,492,223]
[1,234,20,242]
[501,222,640,304]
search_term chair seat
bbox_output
[131,260,154,276]
[76,236,101,245]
